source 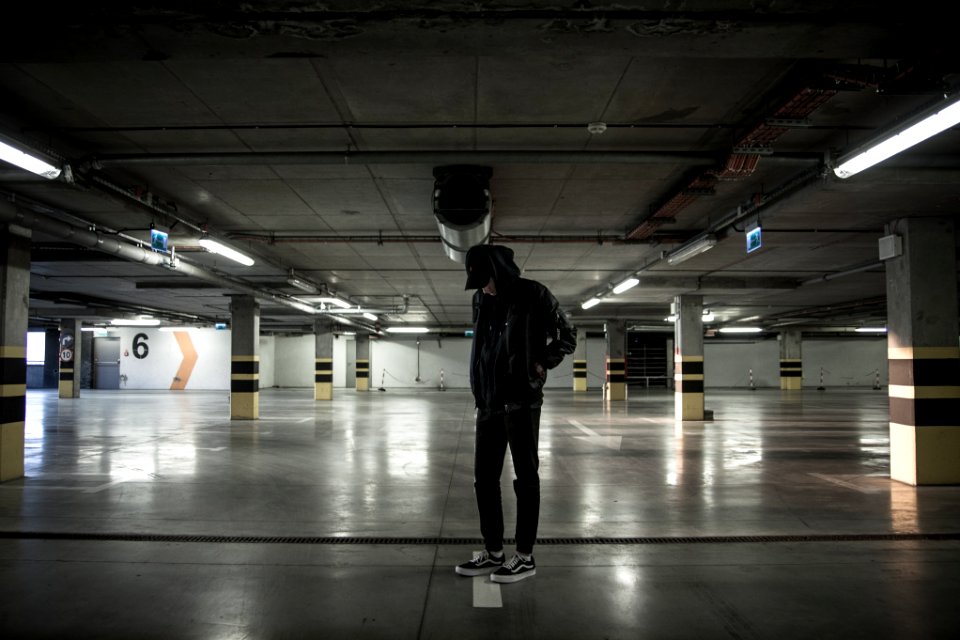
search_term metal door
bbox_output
[93,337,121,389]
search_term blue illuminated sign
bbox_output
[746,225,762,253]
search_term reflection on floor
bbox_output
[1,388,958,639]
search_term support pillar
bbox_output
[355,334,369,392]
[0,224,29,481]
[314,320,333,401]
[674,295,705,420]
[573,327,588,392]
[58,319,82,398]
[605,321,626,401]
[885,217,960,485]
[779,329,802,390]
[230,296,260,420]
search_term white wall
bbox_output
[274,334,314,388]
[701,337,887,388]
[803,338,887,387]
[117,328,230,390]
[705,340,780,387]
[259,335,275,388]
[363,336,605,390]
[110,329,889,391]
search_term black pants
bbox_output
[474,406,541,555]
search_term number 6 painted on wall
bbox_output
[133,333,150,359]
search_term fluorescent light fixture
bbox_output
[317,297,352,309]
[612,277,639,294]
[111,318,161,327]
[665,315,677,322]
[718,327,762,334]
[855,327,887,333]
[386,327,430,334]
[581,297,601,310]
[666,235,718,265]
[198,237,255,266]
[159,326,199,332]
[0,139,62,179]
[286,273,318,294]
[362,312,378,321]
[834,93,960,179]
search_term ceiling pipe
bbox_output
[86,150,820,168]
[0,198,327,318]
[799,260,884,286]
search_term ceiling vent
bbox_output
[432,165,492,263]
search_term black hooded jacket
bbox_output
[466,245,577,412]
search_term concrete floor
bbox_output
[1,387,958,639]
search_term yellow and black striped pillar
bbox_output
[605,357,626,401]
[229,295,260,420]
[315,358,333,400]
[885,217,960,485]
[572,328,588,392]
[573,360,588,392]
[1,225,29,481]
[780,359,802,390]
[355,334,370,392]
[604,320,627,401]
[673,295,705,420]
[674,354,705,420]
[231,356,259,419]
[315,320,334,401]
[888,346,960,485]
[0,346,26,481]
[779,329,802,390]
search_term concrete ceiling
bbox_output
[1,2,958,334]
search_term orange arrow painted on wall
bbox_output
[170,331,198,390]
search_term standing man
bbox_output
[455,244,576,583]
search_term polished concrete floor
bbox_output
[1,387,959,639]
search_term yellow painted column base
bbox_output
[356,379,369,392]
[231,392,259,420]
[58,380,76,398]
[0,421,25,482]
[890,422,960,485]
[607,382,626,401]
[315,382,333,401]
[780,377,802,390]
[573,378,587,392]
[675,391,705,420]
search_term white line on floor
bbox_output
[567,419,623,450]
[809,472,881,494]
[472,576,503,608]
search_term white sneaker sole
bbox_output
[490,568,536,583]
[455,565,501,577]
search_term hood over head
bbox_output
[464,244,521,290]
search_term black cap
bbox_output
[464,246,491,290]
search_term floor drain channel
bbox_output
[1,532,958,545]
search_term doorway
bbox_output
[93,337,121,389]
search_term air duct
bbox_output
[432,165,492,263]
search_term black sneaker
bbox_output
[490,554,536,583]
[455,550,504,576]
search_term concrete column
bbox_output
[573,327,588,392]
[0,224,30,481]
[314,319,334,401]
[58,319,82,399]
[779,329,803,390]
[355,334,369,392]
[605,320,626,401]
[885,217,960,485]
[230,295,260,420]
[674,295,705,420]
